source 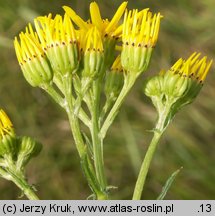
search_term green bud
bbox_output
[105,56,124,100]
[16,136,42,169]
[144,75,163,98]
[162,71,190,99]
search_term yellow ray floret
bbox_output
[90,2,103,30]
[90,1,127,37]
[105,2,127,36]
[0,110,13,137]
[171,52,213,83]
[63,2,127,38]
[122,8,162,47]
[62,6,89,30]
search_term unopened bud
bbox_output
[121,9,161,75]
[81,27,104,79]
[16,136,42,169]
[105,56,124,100]
[14,25,53,87]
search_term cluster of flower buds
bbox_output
[0,109,42,178]
[144,53,213,127]
[14,2,162,100]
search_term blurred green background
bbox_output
[0,0,215,199]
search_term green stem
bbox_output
[132,130,163,200]
[67,109,106,198]
[0,167,39,200]
[99,97,114,126]
[100,76,135,139]
[91,106,107,190]
[78,109,91,128]
[41,83,65,108]
[63,75,107,199]
[90,79,107,194]
[53,72,65,93]
[63,75,88,160]
[132,105,171,200]
[43,80,90,127]
[66,109,86,156]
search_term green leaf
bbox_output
[157,167,183,200]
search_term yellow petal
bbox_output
[106,2,127,34]
[90,2,103,30]
[200,60,213,81]
[63,6,88,30]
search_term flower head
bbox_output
[63,2,127,68]
[34,14,79,75]
[14,24,53,87]
[81,27,104,78]
[121,9,162,75]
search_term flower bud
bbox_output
[16,136,42,169]
[14,25,53,87]
[35,14,79,76]
[81,27,104,79]
[0,110,17,160]
[121,9,162,75]
[144,75,163,97]
[105,56,124,100]
[144,53,213,116]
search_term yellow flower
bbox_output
[34,14,79,75]
[63,2,127,39]
[0,110,13,138]
[63,2,127,68]
[14,24,53,87]
[121,9,162,74]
